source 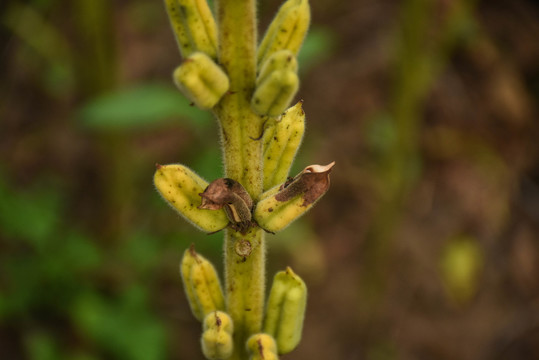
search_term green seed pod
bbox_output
[201,311,234,360]
[154,163,229,233]
[251,69,299,117]
[262,120,278,157]
[173,52,230,110]
[263,267,307,355]
[257,0,310,66]
[263,101,305,191]
[191,258,226,315]
[257,50,298,87]
[164,0,218,58]
[180,246,226,321]
[255,162,334,233]
[246,333,279,360]
[180,246,204,320]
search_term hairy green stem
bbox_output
[214,0,262,196]
[224,229,265,360]
[214,0,265,358]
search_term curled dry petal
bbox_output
[199,178,255,234]
[254,161,335,233]
[275,161,335,206]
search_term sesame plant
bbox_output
[153,0,334,358]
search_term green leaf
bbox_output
[124,232,160,274]
[0,178,62,248]
[297,27,336,73]
[192,146,223,181]
[42,231,102,278]
[25,332,60,360]
[72,287,166,360]
[78,83,212,130]
[364,112,397,155]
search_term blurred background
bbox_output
[1,0,538,359]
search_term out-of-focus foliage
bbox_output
[2,2,74,96]
[297,27,335,74]
[79,84,212,131]
[72,286,166,360]
[0,171,167,359]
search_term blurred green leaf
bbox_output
[26,332,60,360]
[0,177,62,248]
[364,112,398,155]
[73,287,166,360]
[41,231,102,282]
[0,256,40,318]
[0,231,101,319]
[192,146,223,181]
[78,83,212,130]
[3,2,74,95]
[0,172,102,320]
[297,27,336,73]
[60,231,102,272]
[124,232,161,274]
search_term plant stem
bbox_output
[214,0,262,197]
[223,229,265,360]
[214,0,265,358]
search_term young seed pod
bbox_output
[251,69,299,117]
[257,0,310,66]
[246,333,279,360]
[180,246,226,321]
[263,267,307,354]
[201,311,234,360]
[263,101,305,191]
[191,258,226,315]
[261,119,277,156]
[255,162,335,233]
[164,0,218,58]
[173,52,230,110]
[154,164,229,233]
[203,310,233,333]
[257,50,298,87]
[180,246,204,320]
